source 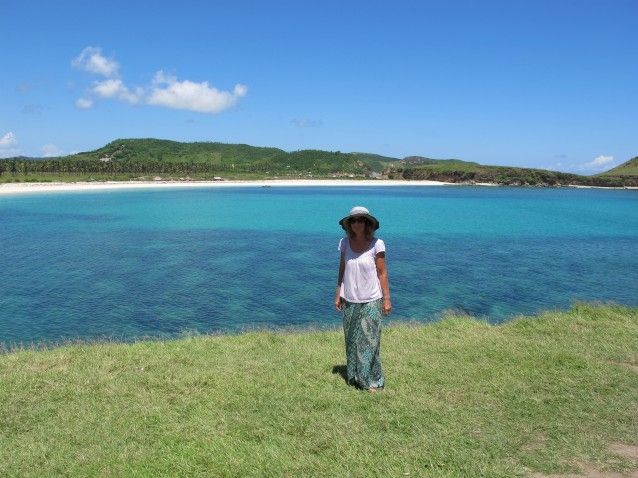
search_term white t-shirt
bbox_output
[338,237,386,303]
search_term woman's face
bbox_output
[349,216,368,235]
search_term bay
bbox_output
[1,185,637,348]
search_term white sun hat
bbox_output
[338,206,380,231]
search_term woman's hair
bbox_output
[345,218,374,239]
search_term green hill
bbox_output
[75,139,371,175]
[80,141,398,174]
[401,156,477,167]
[1,138,637,186]
[350,154,480,173]
[0,139,372,179]
[599,157,638,177]
[386,160,638,187]
[351,152,400,172]
[74,138,286,165]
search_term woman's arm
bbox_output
[375,252,392,315]
[335,251,345,311]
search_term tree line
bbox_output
[0,158,333,176]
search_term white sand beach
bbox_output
[1,180,634,195]
[0,179,461,196]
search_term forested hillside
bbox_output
[1,138,636,186]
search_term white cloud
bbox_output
[123,89,144,104]
[0,149,20,158]
[41,144,63,157]
[585,155,614,167]
[0,132,20,157]
[570,155,618,173]
[92,79,123,97]
[75,97,94,109]
[147,70,247,114]
[91,79,142,104]
[72,47,119,77]
[71,49,247,114]
[233,84,248,97]
[0,132,17,147]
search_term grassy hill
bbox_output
[75,138,286,164]
[351,152,400,172]
[1,303,636,476]
[599,156,638,177]
[402,156,476,167]
[71,139,367,174]
[387,160,638,187]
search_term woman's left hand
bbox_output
[382,298,392,315]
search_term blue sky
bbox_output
[1,0,636,173]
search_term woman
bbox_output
[335,206,391,392]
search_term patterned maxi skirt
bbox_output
[342,298,384,389]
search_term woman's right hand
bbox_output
[335,294,343,311]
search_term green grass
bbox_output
[599,157,638,177]
[1,303,637,477]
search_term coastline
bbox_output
[0,179,458,196]
[0,179,635,196]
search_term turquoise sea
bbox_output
[1,185,637,348]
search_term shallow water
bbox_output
[1,185,637,347]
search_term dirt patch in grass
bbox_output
[522,434,547,453]
[617,362,638,374]
[529,443,638,478]
[609,444,638,461]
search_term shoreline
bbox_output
[2,303,637,354]
[0,179,456,196]
[0,179,635,196]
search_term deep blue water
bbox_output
[1,185,637,348]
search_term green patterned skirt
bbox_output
[342,298,385,389]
